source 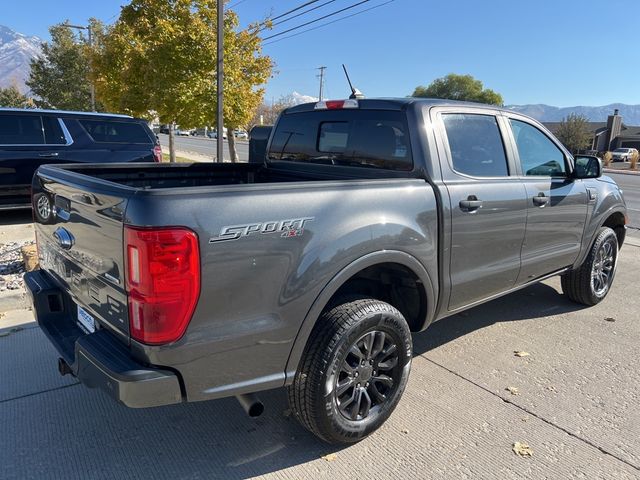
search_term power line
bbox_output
[228,0,251,8]
[271,0,324,22]
[263,0,393,46]
[263,0,371,41]
[268,0,337,29]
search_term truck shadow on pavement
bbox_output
[412,281,587,356]
[3,282,586,479]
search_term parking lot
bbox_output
[1,208,640,479]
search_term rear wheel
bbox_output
[561,226,619,305]
[288,297,412,444]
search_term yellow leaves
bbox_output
[512,442,533,458]
[513,351,530,357]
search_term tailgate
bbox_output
[34,174,130,339]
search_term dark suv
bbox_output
[0,108,161,218]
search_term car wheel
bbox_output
[288,296,412,444]
[33,192,55,224]
[561,226,619,306]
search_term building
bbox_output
[544,109,640,152]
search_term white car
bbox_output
[611,147,638,162]
[207,129,228,140]
[234,130,249,139]
[175,127,194,136]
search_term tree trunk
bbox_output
[227,127,238,163]
[169,122,176,163]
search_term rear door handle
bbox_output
[533,193,550,206]
[38,152,59,158]
[459,196,483,211]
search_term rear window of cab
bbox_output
[268,109,413,171]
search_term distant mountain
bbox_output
[287,91,319,105]
[0,25,41,92]
[505,103,640,125]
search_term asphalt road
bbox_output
[158,133,250,162]
[1,211,640,479]
[607,172,640,233]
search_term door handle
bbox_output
[533,193,550,207]
[38,152,59,158]
[459,196,483,211]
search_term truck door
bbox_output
[505,117,588,283]
[434,110,528,311]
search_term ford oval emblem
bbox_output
[53,227,75,250]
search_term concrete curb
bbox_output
[604,168,640,176]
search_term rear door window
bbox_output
[0,114,45,145]
[79,120,151,144]
[268,109,412,170]
[442,113,509,177]
[42,117,67,144]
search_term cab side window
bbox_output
[509,119,566,176]
[442,113,509,177]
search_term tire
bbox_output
[288,297,412,444]
[33,192,55,224]
[561,226,619,306]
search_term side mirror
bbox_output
[573,155,602,179]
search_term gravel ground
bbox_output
[0,240,33,293]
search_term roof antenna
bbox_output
[342,64,364,100]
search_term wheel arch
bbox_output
[284,250,437,384]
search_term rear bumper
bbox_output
[25,269,183,408]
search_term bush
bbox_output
[630,151,639,170]
[603,151,613,166]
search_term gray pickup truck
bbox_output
[26,98,628,444]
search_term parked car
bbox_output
[175,127,195,136]
[159,124,170,134]
[611,147,638,162]
[234,129,248,139]
[0,108,161,216]
[207,129,228,139]
[27,98,627,445]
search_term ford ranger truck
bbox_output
[26,98,628,444]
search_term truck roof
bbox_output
[0,107,133,119]
[284,97,512,114]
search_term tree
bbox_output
[0,85,33,108]
[27,21,102,111]
[93,0,272,162]
[248,95,298,130]
[412,74,503,106]
[555,113,592,154]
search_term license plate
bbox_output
[77,305,96,333]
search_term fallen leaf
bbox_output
[505,386,520,396]
[322,453,337,462]
[547,385,557,392]
[514,351,530,357]
[401,428,409,434]
[604,317,616,322]
[513,442,533,457]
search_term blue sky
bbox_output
[4,0,640,106]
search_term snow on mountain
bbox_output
[0,25,42,92]
[289,91,318,105]
[505,103,640,125]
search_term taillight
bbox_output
[125,226,200,345]
[153,145,162,163]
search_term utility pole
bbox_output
[216,1,224,163]
[62,22,95,111]
[317,66,326,101]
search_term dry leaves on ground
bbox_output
[322,453,338,462]
[512,442,534,457]
[505,386,520,396]
[514,351,530,357]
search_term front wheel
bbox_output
[288,297,412,444]
[561,226,619,306]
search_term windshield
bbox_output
[613,148,629,153]
[268,109,413,171]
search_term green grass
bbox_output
[162,153,194,163]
